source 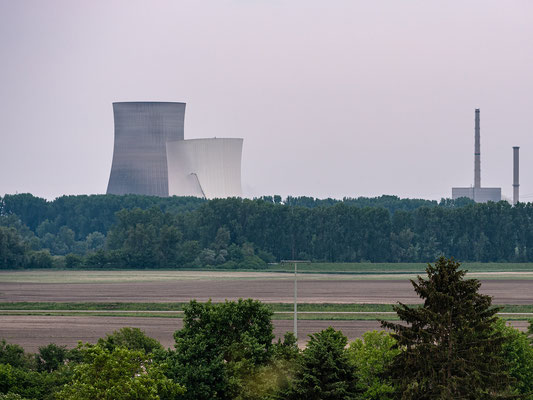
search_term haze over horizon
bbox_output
[1,1,532,201]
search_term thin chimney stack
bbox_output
[474,109,481,189]
[513,146,520,205]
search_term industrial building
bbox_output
[452,109,502,203]
[106,102,243,199]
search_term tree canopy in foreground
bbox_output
[382,257,514,399]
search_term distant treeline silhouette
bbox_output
[2,193,532,268]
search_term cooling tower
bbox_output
[166,138,243,199]
[107,102,186,196]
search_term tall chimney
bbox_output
[474,108,481,188]
[513,146,520,205]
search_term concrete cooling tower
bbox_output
[107,102,186,196]
[166,138,243,199]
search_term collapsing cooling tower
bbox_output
[107,102,186,196]
[166,138,243,199]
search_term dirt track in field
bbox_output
[0,279,532,304]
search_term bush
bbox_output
[64,254,83,268]
[98,328,163,354]
[25,250,53,268]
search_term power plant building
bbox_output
[451,187,501,203]
[106,102,243,198]
[452,109,501,203]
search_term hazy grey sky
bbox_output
[1,0,532,201]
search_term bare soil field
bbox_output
[1,270,533,284]
[0,279,532,304]
[0,315,528,353]
[1,271,530,351]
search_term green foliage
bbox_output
[1,193,204,239]
[237,358,296,400]
[97,327,163,354]
[34,344,68,373]
[64,253,82,268]
[494,319,533,398]
[85,231,105,251]
[347,330,399,400]
[382,257,514,399]
[55,343,184,400]
[168,299,274,400]
[284,327,359,400]
[1,194,48,231]
[106,207,183,267]
[235,332,301,400]
[0,340,29,369]
[0,362,68,400]
[4,193,533,266]
[168,331,226,400]
[234,332,301,399]
[273,332,300,362]
[0,392,28,400]
[0,227,26,269]
[25,250,53,269]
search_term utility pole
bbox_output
[281,260,310,341]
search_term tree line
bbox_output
[3,193,533,269]
[1,258,532,399]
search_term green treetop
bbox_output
[284,327,360,400]
[382,257,513,399]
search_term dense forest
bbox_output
[1,192,533,269]
[1,259,533,399]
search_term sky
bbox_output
[1,0,532,201]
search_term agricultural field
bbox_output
[1,270,532,303]
[0,268,532,351]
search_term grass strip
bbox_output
[0,311,530,321]
[265,262,533,274]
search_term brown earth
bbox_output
[0,315,529,353]
[1,278,531,351]
[0,279,532,304]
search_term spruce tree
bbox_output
[284,327,360,400]
[382,257,513,399]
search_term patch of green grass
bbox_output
[497,304,533,313]
[1,310,529,321]
[273,313,399,321]
[1,302,532,314]
[270,303,399,312]
[266,262,533,274]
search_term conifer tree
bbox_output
[284,327,359,400]
[382,257,513,399]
